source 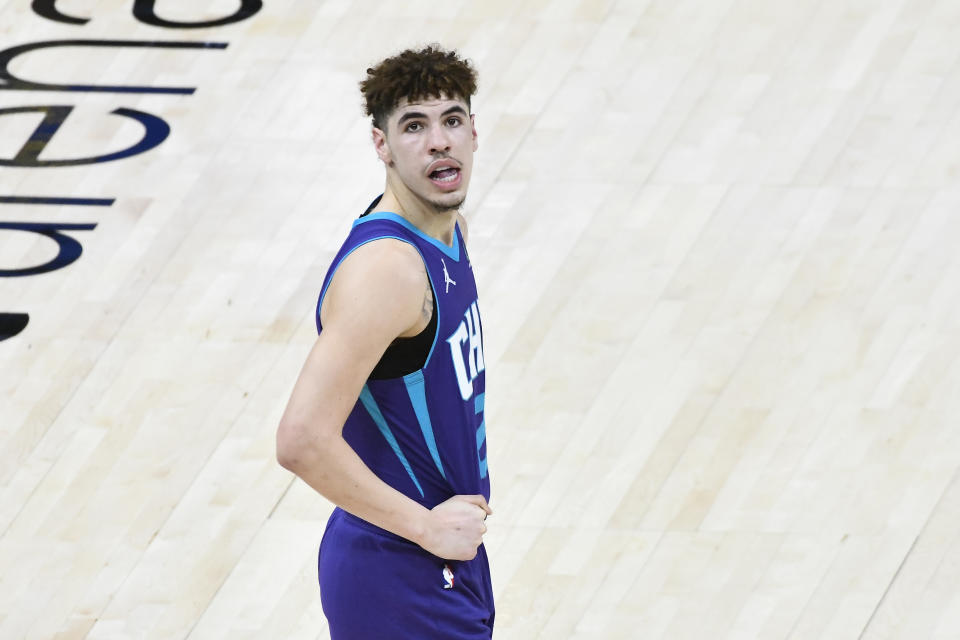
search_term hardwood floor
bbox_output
[2,1,959,638]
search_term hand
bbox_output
[417,494,492,561]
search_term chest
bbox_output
[424,254,484,402]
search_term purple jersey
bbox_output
[316,210,490,509]
[316,208,495,639]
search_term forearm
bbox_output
[286,434,430,545]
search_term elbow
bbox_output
[276,442,300,473]
[275,429,297,472]
[276,419,319,473]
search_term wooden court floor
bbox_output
[2,0,960,638]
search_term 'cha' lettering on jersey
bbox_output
[447,300,484,401]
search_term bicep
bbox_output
[281,329,377,441]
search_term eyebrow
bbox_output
[396,105,469,127]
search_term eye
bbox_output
[446,116,462,127]
[405,121,423,132]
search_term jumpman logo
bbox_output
[442,258,456,293]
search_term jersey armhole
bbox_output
[316,235,441,377]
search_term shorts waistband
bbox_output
[333,507,418,546]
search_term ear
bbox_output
[372,127,393,166]
[470,114,478,152]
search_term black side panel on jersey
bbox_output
[368,290,436,380]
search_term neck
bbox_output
[376,180,459,246]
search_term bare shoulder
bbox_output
[320,238,426,336]
[457,212,469,244]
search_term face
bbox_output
[373,95,479,213]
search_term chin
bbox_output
[427,193,466,212]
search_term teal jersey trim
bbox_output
[359,384,424,497]
[403,370,446,479]
[354,212,461,262]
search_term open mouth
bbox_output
[428,166,461,188]
[429,167,460,183]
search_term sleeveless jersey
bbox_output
[316,209,490,509]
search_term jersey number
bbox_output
[475,393,487,479]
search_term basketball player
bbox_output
[276,46,494,638]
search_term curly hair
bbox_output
[360,45,478,131]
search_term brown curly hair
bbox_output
[360,45,478,131]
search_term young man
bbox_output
[276,46,494,638]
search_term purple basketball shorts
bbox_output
[318,508,495,639]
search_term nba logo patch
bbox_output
[442,563,455,590]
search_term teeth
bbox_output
[432,168,458,182]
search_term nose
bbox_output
[427,123,451,154]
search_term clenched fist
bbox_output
[416,494,492,561]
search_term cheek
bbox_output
[397,143,422,168]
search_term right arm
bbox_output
[275,239,490,560]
